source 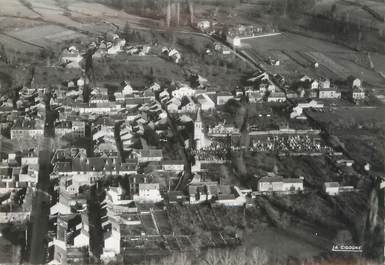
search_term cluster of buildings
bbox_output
[0,23,371,265]
[61,33,152,69]
[242,72,287,103]
[293,76,366,102]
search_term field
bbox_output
[140,213,158,235]
[153,210,172,234]
[307,106,385,129]
[307,107,385,170]
[241,33,385,85]
[0,0,162,56]
[5,25,87,48]
[311,0,385,29]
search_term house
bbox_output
[310,80,319,90]
[208,122,240,135]
[134,149,163,163]
[159,89,170,102]
[68,102,122,114]
[323,182,340,196]
[172,85,195,99]
[336,159,354,167]
[258,177,304,192]
[102,210,142,260]
[168,48,182,63]
[246,89,263,103]
[214,43,232,55]
[21,150,39,166]
[188,181,218,204]
[89,94,110,104]
[55,121,74,137]
[73,212,90,248]
[60,46,83,68]
[352,78,362,88]
[319,87,341,99]
[197,20,211,31]
[133,183,162,202]
[259,82,276,94]
[52,213,89,264]
[161,160,184,171]
[122,82,134,96]
[0,164,17,192]
[290,100,324,119]
[300,75,312,82]
[179,96,197,113]
[216,92,233,105]
[91,87,109,96]
[282,178,304,191]
[258,177,283,192]
[105,186,133,207]
[10,118,44,139]
[107,36,126,55]
[214,185,246,206]
[71,120,86,137]
[196,93,215,111]
[162,47,182,63]
[320,79,331,89]
[149,82,161,92]
[352,87,365,101]
[166,97,181,113]
[267,92,286,103]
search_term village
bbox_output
[0,9,383,265]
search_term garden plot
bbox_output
[153,210,172,235]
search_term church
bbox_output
[193,109,211,150]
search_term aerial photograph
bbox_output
[0,0,384,264]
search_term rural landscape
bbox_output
[0,0,384,265]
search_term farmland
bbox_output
[241,32,385,85]
[4,25,87,48]
[307,107,385,170]
[0,0,162,56]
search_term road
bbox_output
[29,148,52,264]
[29,106,54,264]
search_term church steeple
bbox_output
[194,108,203,150]
[196,108,202,123]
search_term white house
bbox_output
[258,177,304,192]
[216,92,233,105]
[290,100,324,119]
[60,47,83,68]
[134,183,162,202]
[300,75,312,82]
[320,79,331,89]
[310,80,319,90]
[267,92,286,103]
[352,78,362,89]
[319,88,341,99]
[282,179,304,191]
[107,37,126,55]
[196,93,215,111]
[197,20,210,31]
[161,161,184,171]
[122,82,134,96]
[172,85,195,99]
[352,88,365,101]
[134,149,163,163]
[323,182,340,196]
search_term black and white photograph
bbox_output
[0,0,384,264]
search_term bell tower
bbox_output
[194,108,203,150]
